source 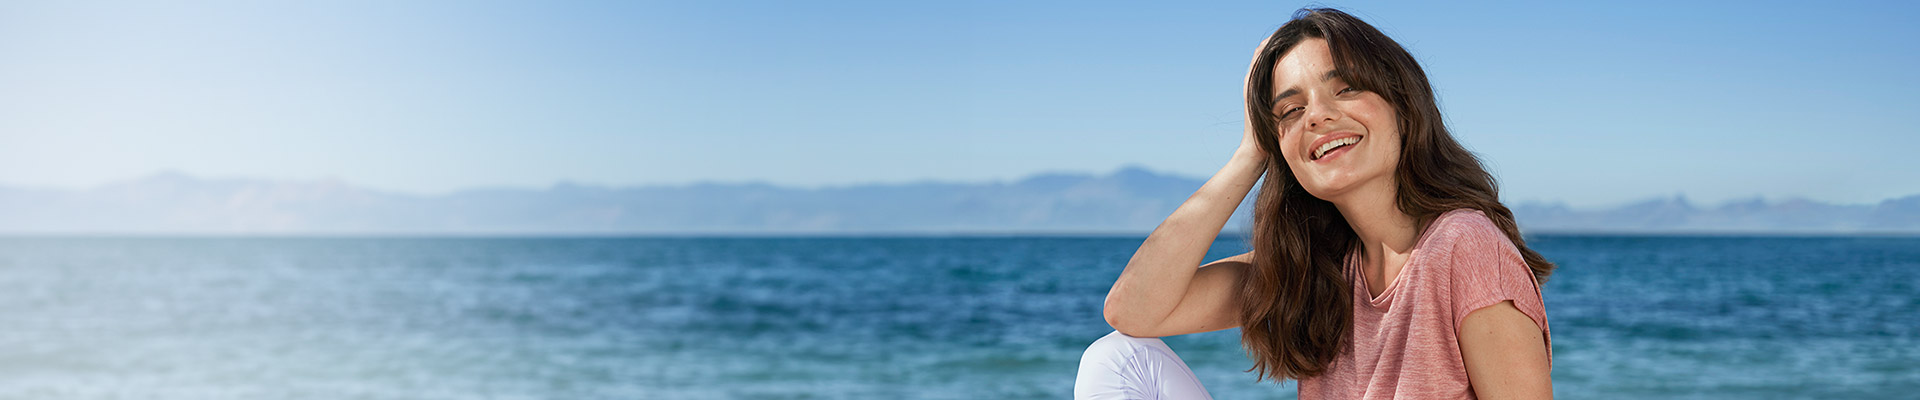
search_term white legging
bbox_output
[1075,330,1215,400]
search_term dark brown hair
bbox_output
[1236,8,1556,382]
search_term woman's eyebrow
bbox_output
[1269,69,1346,106]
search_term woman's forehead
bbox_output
[1272,38,1335,92]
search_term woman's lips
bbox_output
[1311,135,1362,163]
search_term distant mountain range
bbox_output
[3,167,1916,235]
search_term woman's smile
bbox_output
[1309,133,1363,163]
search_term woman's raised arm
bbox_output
[1102,37,1274,337]
[1102,37,1277,337]
[1102,146,1265,337]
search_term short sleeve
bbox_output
[1443,212,1552,361]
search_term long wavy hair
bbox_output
[1236,8,1557,382]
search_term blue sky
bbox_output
[2,0,1916,208]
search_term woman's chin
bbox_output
[1301,182,1350,202]
[1302,176,1374,202]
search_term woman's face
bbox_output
[1268,38,1401,202]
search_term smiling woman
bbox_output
[1080,7,1556,400]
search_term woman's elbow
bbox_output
[1101,300,1153,337]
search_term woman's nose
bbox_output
[1306,102,1343,128]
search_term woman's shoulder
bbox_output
[1427,209,1502,240]
[1423,208,1517,255]
[1420,209,1533,297]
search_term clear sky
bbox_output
[3,0,1916,208]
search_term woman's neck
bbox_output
[1332,183,1419,269]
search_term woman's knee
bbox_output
[1085,330,1154,358]
[1080,330,1164,371]
[1077,331,1144,398]
[1077,330,1205,400]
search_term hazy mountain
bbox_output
[1510,195,1918,234]
[3,168,1916,235]
[0,166,1248,235]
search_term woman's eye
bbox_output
[1278,106,1304,119]
[1337,86,1358,95]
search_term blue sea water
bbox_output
[0,235,1914,399]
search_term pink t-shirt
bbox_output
[1297,209,1552,399]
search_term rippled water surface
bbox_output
[0,235,1913,399]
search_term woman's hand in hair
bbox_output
[1236,118,1269,165]
[1237,35,1274,165]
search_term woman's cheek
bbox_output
[1284,129,1303,159]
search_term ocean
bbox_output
[0,235,1913,399]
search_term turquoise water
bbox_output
[0,235,1913,399]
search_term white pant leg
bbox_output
[1074,330,1214,400]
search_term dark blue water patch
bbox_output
[1531,235,1920,343]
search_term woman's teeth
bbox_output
[1313,136,1361,160]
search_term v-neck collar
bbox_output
[1353,215,1447,307]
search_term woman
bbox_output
[1076,8,1555,400]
